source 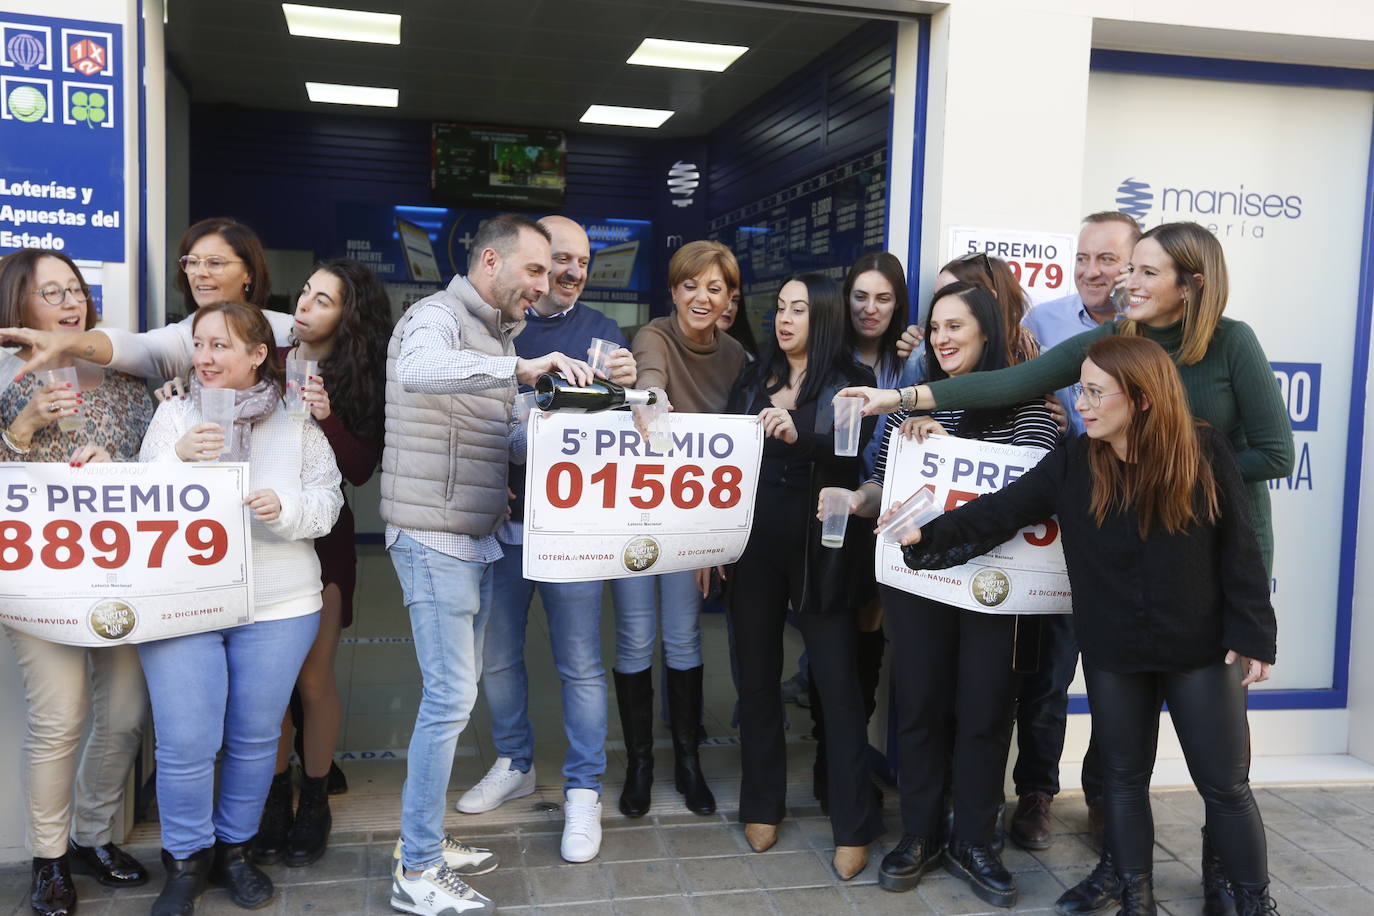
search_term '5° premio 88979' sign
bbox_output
[0,461,253,645]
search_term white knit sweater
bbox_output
[140,397,343,622]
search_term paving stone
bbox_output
[526,864,612,905]
[1313,844,1374,885]
[748,849,833,889]
[595,826,668,862]
[917,872,1012,914]
[605,859,683,898]
[1269,851,1356,889]
[470,865,530,908]
[678,856,760,894]
[274,843,369,884]
[842,881,940,914]
[662,824,747,859]
[1272,788,1369,821]
[614,893,693,915]
[1300,882,1374,914]
[521,831,569,868]
[280,878,370,914]
[690,890,777,916]
[771,885,850,913]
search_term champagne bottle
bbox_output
[534,373,657,412]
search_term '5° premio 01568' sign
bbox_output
[0,461,253,645]
[523,410,763,582]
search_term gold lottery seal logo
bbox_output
[88,600,137,641]
[969,568,1011,608]
[623,536,661,573]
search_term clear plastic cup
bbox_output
[833,395,862,456]
[285,358,317,419]
[820,489,852,549]
[879,488,939,544]
[634,401,672,453]
[513,390,539,424]
[0,349,19,384]
[1111,285,1132,317]
[587,338,618,378]
[41,366,81,432]
[198,386,236,460]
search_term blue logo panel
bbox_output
[1271,362,1321,432]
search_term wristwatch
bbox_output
[899,386,918,412]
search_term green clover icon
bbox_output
[71,90,106,128]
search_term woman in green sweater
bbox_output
[840,220,1293,567]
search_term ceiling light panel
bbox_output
[282,4,401,44]
[580,105,674,129]
[306,81,398,107]
[627,38,748,72]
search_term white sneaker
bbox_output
[560,787,603,863]
[393,834,499,877]
[390,863,493,915]
[455,758,536,814]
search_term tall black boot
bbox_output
[615,668,654,817]
[151,847,212,916]
[667,665,716,815]
[1201,826,1238,916]
[856,627,885,722]
[250,768,293,865]
[808,675,829,813]
[285,773,332,867]
[1118,872,1158,915]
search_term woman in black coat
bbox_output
[721,272,882,880]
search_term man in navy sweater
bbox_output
[455,216,636,865]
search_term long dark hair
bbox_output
[300,259,392,442]
[192,301,285,396]
[750,273,850,406]
[175,217,271,310]
[939,251,1035,364]
[842,251,909,366]
[923,281,1012,438]
[0,249,97,330]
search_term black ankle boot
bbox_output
[1231,884,1279,916]
[1119,872,1157,915]
[944,838,1017,907]
[667,665,715,815]
[250,768,293,866]
[878,834,941,892]
[326,760,348,795]
[1054,850,1122,915]
[285,773,332,867]
[30,856,76,916]
[151,847,212,916]
[1202,826,1237,916]
[209,840,274,909]
[615,668,655,817]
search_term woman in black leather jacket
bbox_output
[722,272,882,880]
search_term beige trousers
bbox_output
[5,627,148,858]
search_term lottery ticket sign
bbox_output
[0,462,253,645]
[523,410,764,582]
[876,432,1070,614]
[947,226,1076,306]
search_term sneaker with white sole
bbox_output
[560,787,603,863]
[455,758,536,814]
[393,835,499,877]
[390,862,493,915]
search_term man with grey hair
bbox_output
[382,213,593,916]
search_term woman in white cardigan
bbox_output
[138,301,342,915]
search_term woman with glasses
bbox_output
[0,249,156,916]
[0,217,292,380]
[895,336,1278,916]
[825,281,1058,906]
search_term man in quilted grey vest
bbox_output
[381,213,594,916]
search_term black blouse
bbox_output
[903,427,1276,673]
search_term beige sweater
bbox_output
[632,315,746,414]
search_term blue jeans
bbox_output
[388,533,493,871]
[484,541,606,792]
[611,570,701,674]
[138,613,319,858]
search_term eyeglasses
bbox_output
[32,283,88,306]
[1072,383,1128,409]
[179,255,242,275]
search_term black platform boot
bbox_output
[1054,849,1122,915]
[667,665,716,815]
[1231,883,1280,916]
[208,840,274,909]
[150,847,212,916]
[615,668,654,817]
[285,773,332,867]
[1118,872,1157,915]
[1202,826,1238,916]
[250,768,293,866]
[29,856,76,916]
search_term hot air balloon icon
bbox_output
[5,31,47,71]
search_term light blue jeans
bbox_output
[137,613,319,858]
[611,570,702,674]
[483,541,606,792]
[388,533,493,871]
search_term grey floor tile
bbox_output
[470,865,530,908]
[521,831,568,868]
[1028,834,1097,870]
[595,826,668,862]
[916,873,1007,914]
[614,894,693,915]
[662,824,746,859]
[1151,860,1205,902]
[275,843,370,885]
[532,903,612,915]
[678,856,760,894]
[770,885,851,914]
[605,859,683,898]
[842,882,939,914]
[1268,816,1364,852]
[1301,883,1374,914]
[280,878,370,914]
[1270,851,1357,889]
[1008,869,1069,911]
[1313,845,1374,885]
[526,864,612,905]
[691,890,776,916]
[748,849,833,889]
[1273,788,1370,821]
